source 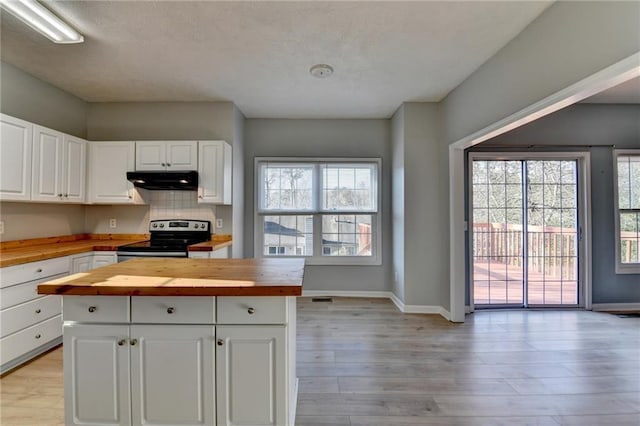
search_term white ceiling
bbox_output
[0,1,554,118]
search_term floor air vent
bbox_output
[311,297,333,303]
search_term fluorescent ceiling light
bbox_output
[0,0,83,43]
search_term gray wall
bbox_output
[0,203,85,241]
[244,119,391,292]
[390,106,405,302]
[443,1,640,145]
[0,61,88,138]
[231,106,245,258]
[393,103,448,307]
[0,62,89,241]
[87,101,237,236]
[484,104,640,304]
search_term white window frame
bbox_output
[613,149,640,274]
[255,157,382,266]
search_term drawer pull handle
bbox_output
[118,339,126,346]
[88,306,97,313]
[247,307,256,315]
[217,339,224,346]
[35,334,41,339]
[130,339,138,346]
[167,307,175,314]
[36,268,43,273]
[35,309,41,314]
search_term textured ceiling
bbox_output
[0,1,553,118]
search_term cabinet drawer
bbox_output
[217,297,287,324]
[1,257,70,288]
[1,295,61,338]
[0,314,62,366]
[63,296,130,323]
[132,296,216,324]
[0,273,66,310]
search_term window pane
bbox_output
[321,164,377,211]
[618,155,640,210]
[261,164,314,211]
[321,214,372,256]
[263,215,313,256]
[620,212,639,264]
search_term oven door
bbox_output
[116,251,187,262]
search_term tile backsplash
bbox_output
[149,191,216,224]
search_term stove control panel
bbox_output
[149,220,210,232]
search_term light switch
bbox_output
[216,219,223,229]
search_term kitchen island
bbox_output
[38,258,304,426]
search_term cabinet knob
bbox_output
[130,339,138,346]
[198,195,203,199]
[35,309,41,314]
[58,193,63,197]
[36,268,43,273]
[247,307,256,315]
[217,339,224,346]
[88,306,97,313]
[161,163,166,167]
[35,334,41,339]
[167,163,171,167]
[166,307,175,314]
[117,339,126,346]
[128,195,133,199]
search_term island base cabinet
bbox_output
[216,326,287,426]
[64,324,215,426]
[63,324,131,426]
[131,325,215,426]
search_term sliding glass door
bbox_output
[471,157,582,308]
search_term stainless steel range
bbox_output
[116,219,211,262]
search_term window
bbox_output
[256,158,381,265]
[614,150,640,274]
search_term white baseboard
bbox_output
[301,290,452,321]
[592,303,640,312]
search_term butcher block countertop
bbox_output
[0,234,233,267]
[37,258,304,297]
[0,234,147,268]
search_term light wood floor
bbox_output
[2,297,639,426]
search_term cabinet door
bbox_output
[0,114,32,201]
[64,324,131,426]
[198,141,231,204]
[32,125,63,202]
[216,326,287,426]
[135,141,166,170]
[166,141,198,170]
[71,254,93,273]
[130,325,215,426]
[93,253,117,268]
[89,142,138,204]
[63,135,86,202]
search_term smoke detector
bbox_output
[310,64,334,78]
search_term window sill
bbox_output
[615,264,640,275]
[259,255,382,267]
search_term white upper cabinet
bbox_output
[88,141,145,204]
[62,134,87,203]
[135,141,198,171]
[198,141,232,205]
[31,125,86,203]
[0,114,32,201]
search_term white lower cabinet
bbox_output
[64,323,215,426]
[63,296,296,426]
[131,325,215,426]
[64,324,131,426]
[216,326,286,426]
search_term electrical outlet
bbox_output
[0,220,4,235]
[109,218,117,229]
[215,219,223,229]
